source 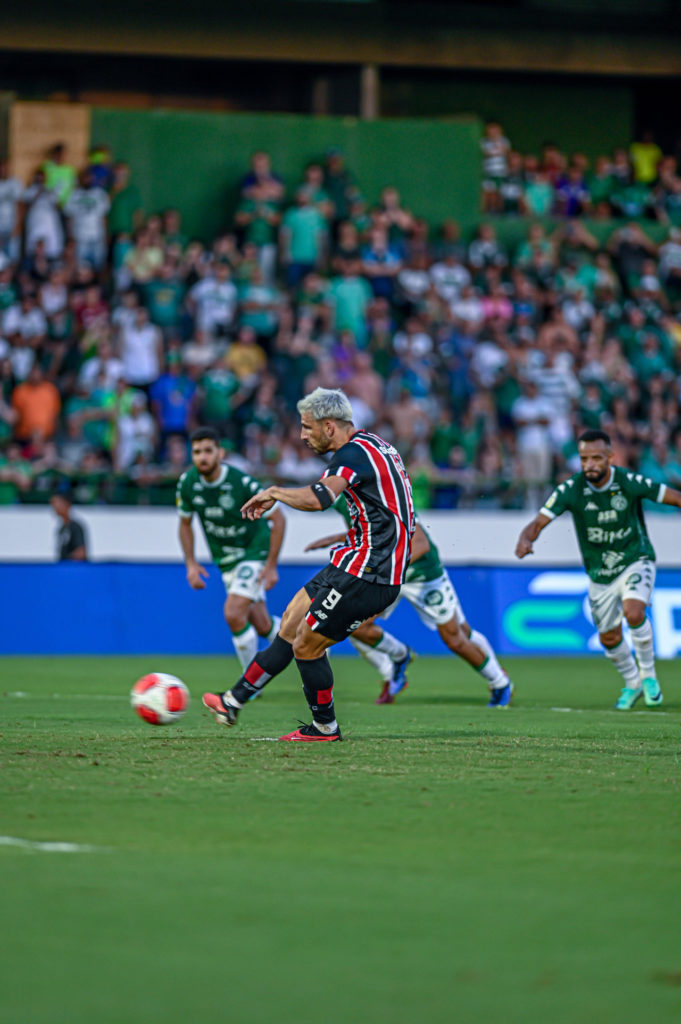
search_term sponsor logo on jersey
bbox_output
[602,550,624,571]
[204,506,222,518]
[585,502,598,511]
[347,620,363,631]
[193,496,206,506]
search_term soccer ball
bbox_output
[130,673,190,725]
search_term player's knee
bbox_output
[623,600,646,627]
[440,621,466,653]
[225,607,248,632]
[600,627,622,649]
[292,634,321,660]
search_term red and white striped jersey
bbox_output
[321,430,415,585]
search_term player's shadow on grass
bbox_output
[400,694,487,707]
[353,729,490,742]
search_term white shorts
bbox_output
[221,560,266,602]
[382,572,463,632]
[588,559,656,634]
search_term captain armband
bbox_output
[311,481,335,510]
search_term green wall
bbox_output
[91,108,482,240]
[382,77,634,161]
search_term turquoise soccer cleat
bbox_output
[641,677,663,707]
[614,687,642,711]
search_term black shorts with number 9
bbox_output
[304,564,401,643]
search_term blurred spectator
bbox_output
[323,147,354,226]
[50,490,88,561]
[188,259,238,340]
[42,143,77,207]
[22,169,63,260]
[64,170,110,270]
[280,189,327,288]
[11,364,60,441]
[118,306,163,394]
[630,131,663,185]
[240,151,285,204]
[511,378,553,508]
[150,348,196,450]
[480,120,511,214]
[108,161,143,238]
[87,144,114,191]
[0,161,23,262]
[115,392,156,471]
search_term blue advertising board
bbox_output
[2,563,681,657]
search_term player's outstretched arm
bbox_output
[515,513,552,559]
[241,475,349,520]
[178,517,209,589]
[261,507,286,591]
[410,523,430,562]
[304,532,346,551]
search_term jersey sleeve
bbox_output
[539,479,575,520]
[176,472,194,518]
[321,442,371,487]
[622,471,667,504]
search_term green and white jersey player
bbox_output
[177,427,285,672]
[305,495,513,707]
[516,428,681,710]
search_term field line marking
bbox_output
[0,835,108,853]
[7,692,126,700]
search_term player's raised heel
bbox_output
[278,722,342,742]
[487,680,514,708]
[202,691,240,727]
[375,682,394,705]
[614,686,642,711]
[389,647,414,697]
[641,677,663,707]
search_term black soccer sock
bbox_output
[296,654,336,725]
[232,635,294,703]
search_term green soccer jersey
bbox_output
[334,494,443,583]
[540,466,666,584]
[176,463,272,571]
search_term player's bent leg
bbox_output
[350,619,411,701]
[600,625,642,710]
[440,617,512,707]
[224,594,258,672]
[202,589,311,723]
[249,600,281,643]
[623,599,662,706]
[281,624,342,741]
[348,630,395,704]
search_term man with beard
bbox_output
[202,387,415,741]
[515,430,681,709]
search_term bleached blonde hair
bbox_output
[297,387,354,424]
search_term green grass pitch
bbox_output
[2,655,680,1024]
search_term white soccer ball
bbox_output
[130,673,190,726]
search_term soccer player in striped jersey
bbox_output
[203,387,415,741]
[306,506,513,706]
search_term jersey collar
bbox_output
[585,467,615,492]
[200,464,227,487]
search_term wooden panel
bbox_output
[8,102,91,184]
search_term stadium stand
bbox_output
[1,137,681,510]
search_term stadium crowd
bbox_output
[1,136,681,509]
